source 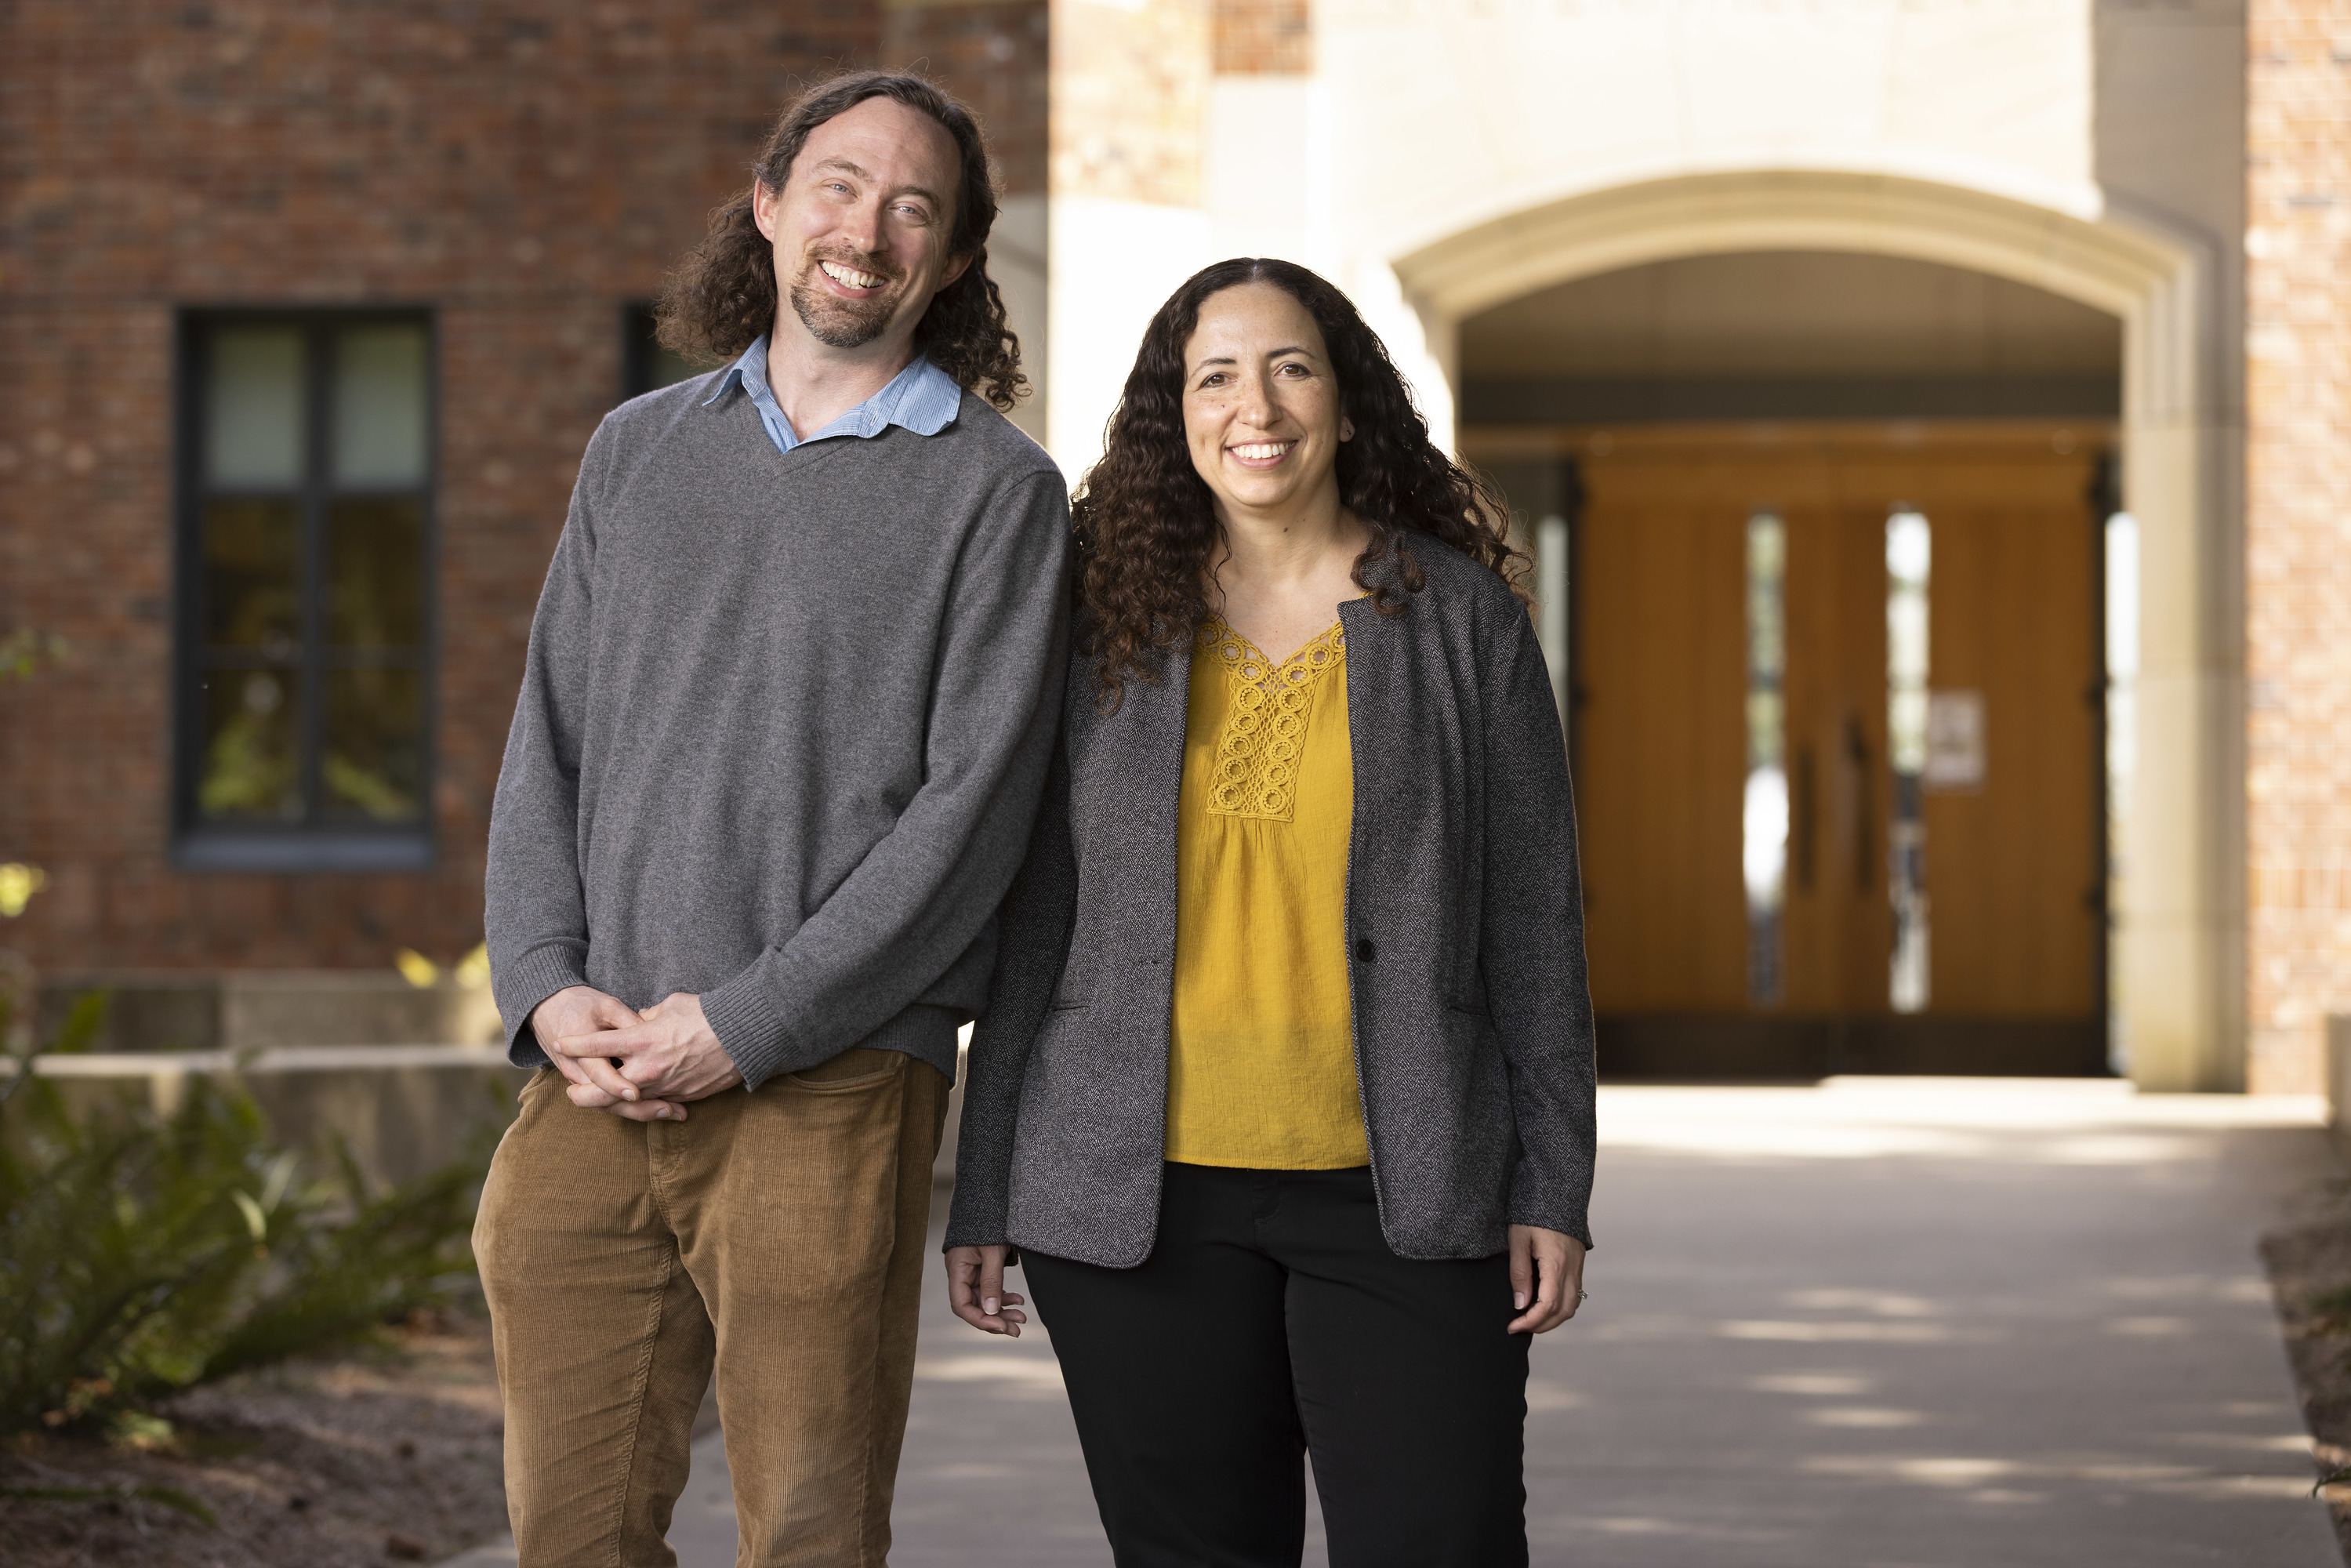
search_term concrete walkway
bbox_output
[448,1079,2342,1566]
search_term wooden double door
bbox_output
[1571,426,2107,1077]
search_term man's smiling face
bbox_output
[754,96,972,354]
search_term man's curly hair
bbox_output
[655,71,1026,412]
[1073,257,1527,710]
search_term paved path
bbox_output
[450,1079,2342,1566]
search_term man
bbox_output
[476,71,1069,1566]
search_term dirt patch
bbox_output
[0,1308,506,1568]
[2263,1215,2351,1563]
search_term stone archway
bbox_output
[1391,169,2237,1091]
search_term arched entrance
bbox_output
[1392,172,2236,1091]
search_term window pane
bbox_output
[644,341,697,391]
[327,497,426,648]
[1885,508,1932,1014]
[201,498,302,655]
[626,305,702,401]
[205,327,305,487]
[333,324,429,486]
[198,670,304,821]
[1743,511,1787,1007]
[323,668,425,822]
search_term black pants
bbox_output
[1021,1163,1530,1568]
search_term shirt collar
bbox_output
[704,335,962,451]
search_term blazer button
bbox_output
[1355,938,1376,964]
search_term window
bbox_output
[620,303,699,404]
[1743,510,1788,1007]
[1885,507,1932,1012]
[176,314,434,870]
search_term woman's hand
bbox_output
[945,1244,1029,1337]
[1506,1225,1587,1334]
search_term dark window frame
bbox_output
[619,301,706,405]
[621,301,664,404]
[172,307,439,873]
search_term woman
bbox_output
[944,258,1595,1568]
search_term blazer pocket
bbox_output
[1045,994,1090,1013]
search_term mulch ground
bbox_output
[0,1306,507,1568]
[2264,1207,2351,1563]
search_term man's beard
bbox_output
[789,253,902,350]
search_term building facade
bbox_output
[2,0,2344,1093]
[1046,0,2345,1096]
[0,0,1043,1029]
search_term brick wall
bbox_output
[0,2,890,983]
[1214,0,1310,74]
[883,0,1050,195]
[2245,0,2351,1094]
[1052,0,1210,207]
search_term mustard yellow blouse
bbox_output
[1165,615,1369,1170]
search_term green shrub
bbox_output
[0,997,487,1437]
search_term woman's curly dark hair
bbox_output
[655,71,1026,411]
[1074,257,1526,709]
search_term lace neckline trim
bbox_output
[1196,618,1346,822]
[1199,617,1346,694]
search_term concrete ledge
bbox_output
[35,971,502,1055]
[4,1033,970,1188]
[2,1045,528,1189]
[6,1044,512,1076]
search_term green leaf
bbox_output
[0,1048,489,1436]
[259,1151,299,1214]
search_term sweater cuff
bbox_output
[495,946,593,1068]
[699,969,800,1091]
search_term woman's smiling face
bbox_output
[1180,281,1353,520]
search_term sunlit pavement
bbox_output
[1524,1081,2338,1567]
[455,1079,2344,1566]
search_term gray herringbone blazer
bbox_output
[945,536,1596,1266]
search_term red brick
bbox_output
[0,2,886,979]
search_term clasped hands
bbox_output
[530,984,743,1122]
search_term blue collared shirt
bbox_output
[705,334,963,455]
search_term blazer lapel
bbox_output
[1066,637,1194,985]
[1129,637,1193,965]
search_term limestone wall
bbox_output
[1043,0,2260,1090]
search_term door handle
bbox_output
[1793,742,1817,893]
[1845,715,1873,892]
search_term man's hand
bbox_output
[554,992,742,1112]
[532,985,688,1122]
[1506,1225,1587,1334]
[945,1245,1027,1337]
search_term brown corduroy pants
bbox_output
[473,1048,949,1567]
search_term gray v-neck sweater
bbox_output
[484,371,1071,1088]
